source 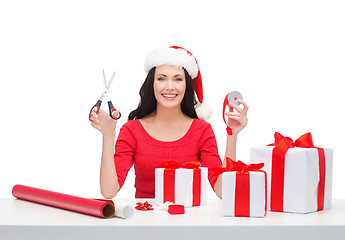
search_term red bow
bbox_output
[268,132,315,157]
[212,157,264,177]
[158,160,201,169]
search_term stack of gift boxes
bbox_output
[155,132,333,217]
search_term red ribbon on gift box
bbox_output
[268,132,326,212]
[212,158,267,217]
[157,160,201,207]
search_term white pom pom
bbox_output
[195,102,213,120]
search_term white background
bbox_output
[1,0,344,199]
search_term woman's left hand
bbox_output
[225,100,248,136]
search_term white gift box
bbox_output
[222,171,266,217]
[250,146,333,213]
[155,167,208,208]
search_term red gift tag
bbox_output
[168,204,185,215]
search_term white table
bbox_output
[1,198,345,240]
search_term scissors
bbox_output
[89,69,121,121]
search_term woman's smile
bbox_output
[161,93,178,100]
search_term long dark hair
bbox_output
[128,67,198,120]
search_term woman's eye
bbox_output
[175,78,183,82]
[157,78,165,81]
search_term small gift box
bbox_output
[250,132,333,213]
[155,161,208,208]
[213,158,267,217]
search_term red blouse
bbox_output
[114,119,223,198]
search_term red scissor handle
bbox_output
[89,100,102,122]
[89,100,121,121]
[108,101,121,120]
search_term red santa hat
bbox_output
[144,46,212,120]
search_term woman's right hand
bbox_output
[90,108,120,138]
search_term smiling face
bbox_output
[153,64,186,110]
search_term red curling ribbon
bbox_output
[158,161,202,206]
[268,132,326,212]
[212,158,267,217]
[223,93,233,135]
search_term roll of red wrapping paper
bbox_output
[12,184,115,218]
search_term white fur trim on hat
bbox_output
[195,102,213,120]
[144,47,199,78]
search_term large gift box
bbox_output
[155,161,208,208]
[214,158,267,217]
[250,132,333,213]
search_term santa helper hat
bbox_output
[144,46,212,120]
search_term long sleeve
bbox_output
[198,123,223,188]
[114,123,136,188]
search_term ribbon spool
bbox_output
[223,91,243,135]
[228,91,243,106]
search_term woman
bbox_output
[90,46,248,199]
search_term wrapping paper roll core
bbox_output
[12,184,115,218]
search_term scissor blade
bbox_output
[103,69,108,90]
[99,91,106,101]
[107,71,116,91]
